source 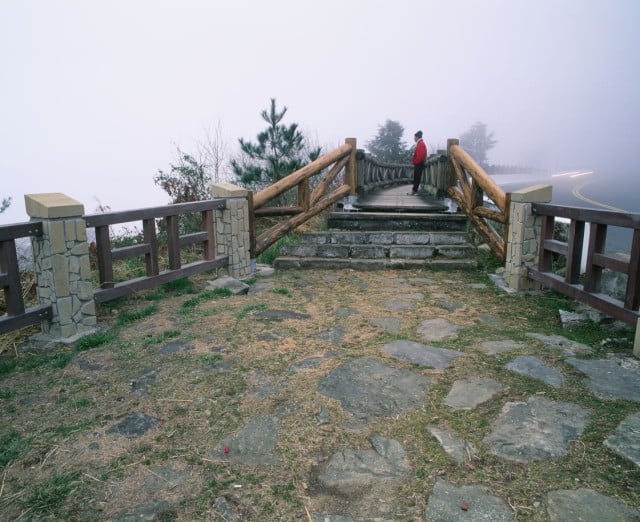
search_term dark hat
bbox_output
[414,130,423,138]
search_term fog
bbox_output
[1,0,639,224]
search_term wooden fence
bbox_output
[0,222,52,334]
[84,200,229,303]
[529,204,640,326]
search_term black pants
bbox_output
[412,164,425,193]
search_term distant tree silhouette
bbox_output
[460,121,497,167]
[231,98,321,190]
[0,197,11,214]
[366,119,409,163]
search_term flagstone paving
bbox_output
[203,270,640,520]
[8,268,640,521]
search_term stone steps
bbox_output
[274,211,477,270]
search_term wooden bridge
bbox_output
[1,137,640,354]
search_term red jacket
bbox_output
[412,138,427,165]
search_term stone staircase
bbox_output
[273,211,477,270]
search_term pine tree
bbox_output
[366,119,409,163]
[231,98,321,189]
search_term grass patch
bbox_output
[22,471,82,515]
[115,304,159,326]
[0,430,32,466]
[75,329,118,351]
[257,234,299,265]
[181,288,232,311]
[235,302,268,320]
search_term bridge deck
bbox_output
[354,184,449,213]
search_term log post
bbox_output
[345,138,357,196]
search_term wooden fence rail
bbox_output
[447,138,508,262]
[0,221,52,334]
[84,200,229,304]
[251,138,356,256]
[529,203,640,326]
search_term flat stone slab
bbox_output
[425,478,514,521]
[107,412,159,438]
[565,357,640,402]
[382,299,415,312]
[247,281,273,295]
[426,426,477,464]
[381,340,465,369]
[479,314,504,328]
[130,367,160,395]
[316,325,346,344]
[604,412,640,468]
[478,339,526,355]
[483,397,590,463]
[159,340,194,355]
[417,318,462,342]
[546,488,640,521]
[506,356,565,388]
[206,275,249,295]
[315,436,410,493]
[210,415,278,465]
[317,357,431,421]
[368,316,402,334]
[444,377,502,410]
[435,300,466,312]
[526,333,593,356]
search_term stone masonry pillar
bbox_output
[209,182,252,278]
[25,193,97,341]
[504,184,552,291]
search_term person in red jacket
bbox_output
[410,130,427,194]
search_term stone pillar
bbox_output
[25,193,97,341]
[504,184,552,291]
[209,182,252,278]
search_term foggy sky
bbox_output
[1,0,639,224]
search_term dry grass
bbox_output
[0,267,638,520]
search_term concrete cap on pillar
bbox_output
[25,193,85,219]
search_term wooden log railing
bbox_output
[84,200,229,303]
[251,138,357,256]
[447,138,508,262]
[0,221,52,334]
[528,204,640,326]
[355,151,452,196]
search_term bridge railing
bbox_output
[446,138,508,262]
[355,152,452,196]
[250,138,356,256]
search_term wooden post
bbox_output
[298,178,310,212]
[345,138,357,196]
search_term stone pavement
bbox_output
[202,269,640,521]
[87,268,640,521]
